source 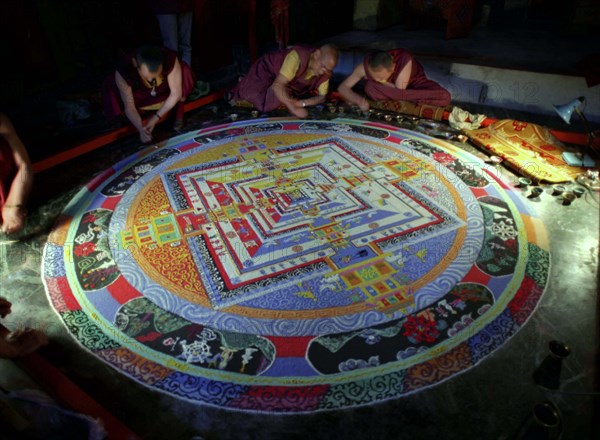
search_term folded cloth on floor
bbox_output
[465,119,592,183]
[448,106,487,130]
[56,99,91,127]
[187,81,211,101]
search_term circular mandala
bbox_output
[43,118,549,413]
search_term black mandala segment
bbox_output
[72,209,119,291]
[524,243,550,289]
[401,138,489,187]
[63,310,121,351]
[477,196,520,276]
[307,282,493,375]
[102,148,181,197]
[348,125,389,138]
[115,298,274,375]
[446,159,490,187]
[193,122,284,145]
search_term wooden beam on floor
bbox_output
[32,89,226,174]
[0,321,141,439]
[15,351,142,439]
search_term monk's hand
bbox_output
[145,117,158,133]
[1,205,27,235]
[290,100,308,118]
[293,107,308,118]
[358,97,370,113]
[139,126,153,143]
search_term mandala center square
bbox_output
[122,136,471,317]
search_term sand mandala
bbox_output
[43,118,549,413]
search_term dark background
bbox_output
[0,0,596,160]
[0,0,354,109]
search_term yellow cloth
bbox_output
[280,50,329,96]
[465,119,589,183]
[139,102,163,111]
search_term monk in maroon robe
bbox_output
[0,113,47,357]
[338,49,451,111]
[229,44,338,118]
[0,112,32,235]
[101,45,196,142]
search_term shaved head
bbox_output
[320,44,339,68]
[367,50,393,70]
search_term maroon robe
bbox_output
[230,46,331,112]
[101,47,196,121]
[364,49,451,107]
[0,138,16,208]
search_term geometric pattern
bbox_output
[43,118,549,413]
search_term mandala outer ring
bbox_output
[42,118,549,413]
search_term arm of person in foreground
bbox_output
[299,91,327,108]
[271,73,308,118]
[337,64,369,111]
[302,80,329,108]
[145,58,184,133]
[115,71,152,143]
[393,59,412,90]
[0,113,33,234]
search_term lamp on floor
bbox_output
[554,97,586,126]
[552,96,596,168]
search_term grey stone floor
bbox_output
[0,104,598,440]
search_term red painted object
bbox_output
[32,89,225,173]
[1,322,141,439]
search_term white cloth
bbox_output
[448,107,487,130]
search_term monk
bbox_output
[0,112,32,235]
[0,117,47,357]
[101,45,196,143]
[338,49,451,111]
[229,44,339,118]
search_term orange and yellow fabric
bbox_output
[369,99,447,121]
[465,119,590,183]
